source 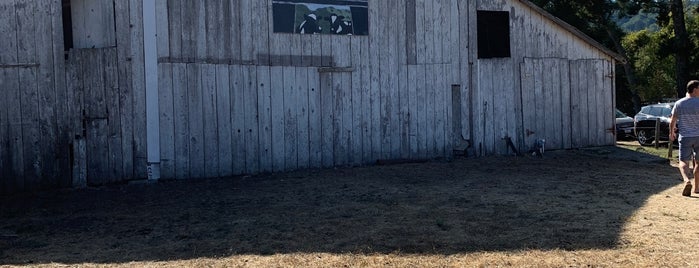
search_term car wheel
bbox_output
[637,129,654,146]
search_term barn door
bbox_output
[520,58,614,151]
[66,48,121,186]
[569,59,615,147]
[520,58,571,152]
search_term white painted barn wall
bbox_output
[469,0,616,156]
[0,0,619,192]
[155,0,462,179]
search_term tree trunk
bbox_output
[605,27,642,112]
[671,0,690,98]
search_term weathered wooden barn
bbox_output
[0,0,622,193]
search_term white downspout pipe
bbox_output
[143,0,160,180]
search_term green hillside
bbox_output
[616,1,698,33]
[617,12,659,32]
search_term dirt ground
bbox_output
[1,145,698,267]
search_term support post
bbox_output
[143,0,160,180]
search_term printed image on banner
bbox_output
[273,0,368,35]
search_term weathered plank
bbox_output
[82,49,109,184]
[368,0,381,162]
[405,0,417,65]
[50,0,71,187]
[434,0,444,63]
[320,71,334,167]
[585,60,596,147]
[415,64,428,159]
[0,0,18,64]
[604,61,615,145]
[407,65,419,158]
[520,59,534,151]
[533,59,545,151]
[332,35,351,166]
[397,0,410,159]
[425,64,436,157]
[478,62,494,155]
[255,0,270,65]
[156,0,170,58]
[270,66,286,171]
[130,0,147,179]
[216,64,233,177]
[0,66,11,192]
[167,0,182,60]
[296,67,310,169]
[115,0,134,179]
[186,64,204,178]
[574,61,589,147]
[449,0,460,81]
[172,64,189,179]
[434,63,446,157]
[194,1,207,60]
[202,64,219,177]
[66,50,83,187]
[377,0,390,159]
[359,37,372,164]
[239,0,253,62]
[551,59,564,149]
[103,48,122,182]
[229,0,241,62]
[595,60,607,146]
[243,66,259,174]
[284,67,298,169]
[205,0,224,61]
[560,59,572,149]
[158,63,175,179]
[16,0,40,189]
[388,0,400,159]
[36,0,59,188]
[257,66,273,172]
[180,0,196,61]
[350,37,363,165]
[0,64,23,190]
[307,68,322,168]
[423,0,434,64]
[230,65,246,174]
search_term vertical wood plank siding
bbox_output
[0,0,617,192]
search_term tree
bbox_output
[618,0,692,98]
[622,29,676,101]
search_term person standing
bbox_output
[669,80,699,196]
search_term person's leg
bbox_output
[678,138,694,196]
[694,150,699,193]
[679,160,692,183]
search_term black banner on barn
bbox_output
[272,0,369,35]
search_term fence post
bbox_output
[655,118,660,149]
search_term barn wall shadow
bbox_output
[0,146,680,265]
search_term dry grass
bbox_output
[1,145,698,267]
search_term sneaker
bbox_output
[683,183,693,196]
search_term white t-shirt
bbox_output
[672,97,699,138]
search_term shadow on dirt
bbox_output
[0,146,680,265]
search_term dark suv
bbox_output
[633,102,674,146]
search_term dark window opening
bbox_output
[477,10,511,58]
[62,0,73,58]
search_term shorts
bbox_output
[678,136,699,162]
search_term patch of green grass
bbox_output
[616,142,674,160]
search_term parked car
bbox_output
[615,109,634,140]
[633,102,674,146]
